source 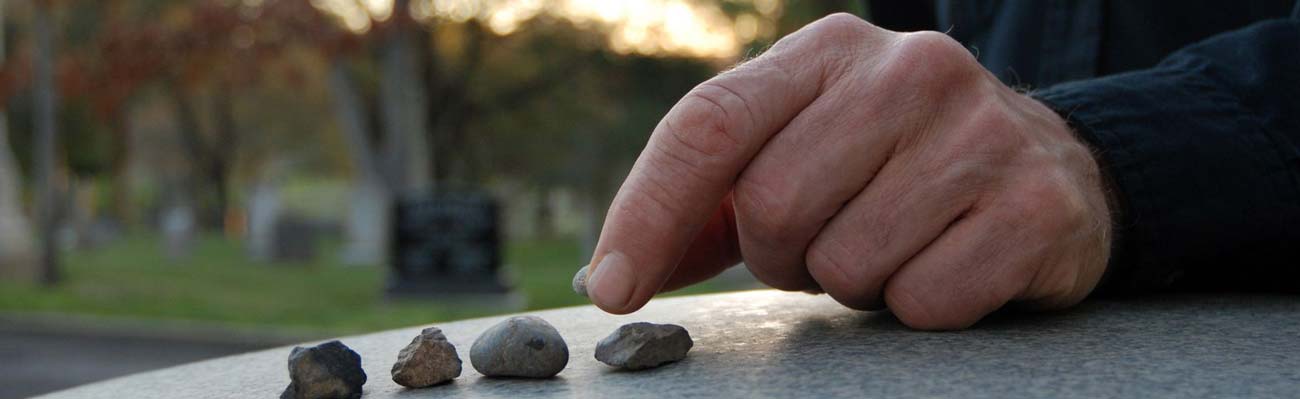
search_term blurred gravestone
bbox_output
[341,181,389,266]
[0,125,37,281]
[160,203,195,261]
[388,192,511,299]
[0,1,39,282]
[270,215,318,262]
[245,183,280,262]
[245,182,319,263]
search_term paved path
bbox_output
[32,291,1300,398]
[0,317,300,399]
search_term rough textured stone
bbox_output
[280,340,366,399]
[572,265,589,297]
[470,316,568,378]
[391,327,461,388]
[595,322,693,370]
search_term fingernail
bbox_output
[587,252,635,311]
[571,265,590,297]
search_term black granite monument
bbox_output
[387,192,510,298]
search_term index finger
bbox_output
[584,18,854,314]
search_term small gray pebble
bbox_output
[595,322,693,370]
[281,340,366,399]
[572,265,590,297]
[391,327,461,388]
[470,316,569,378]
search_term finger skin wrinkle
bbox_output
[649,141,720,187]
[667,85,749,159]
[814,52,855,94]
[662,105,735,161]
[632,166,694,220]
[609,189,676,243]
[698,80,759,136]
[862,191,906,252]
[809,234,864,288]
[747,40,818,96]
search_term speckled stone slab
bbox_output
[34,291,1300,398]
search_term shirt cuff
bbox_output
[1032,56,1300,294]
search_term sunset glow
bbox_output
[313,0,782,59]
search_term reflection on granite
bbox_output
[36,290,1300,398]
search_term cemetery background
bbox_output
[0,0,866,397]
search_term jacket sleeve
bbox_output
[1032,15,1300,294]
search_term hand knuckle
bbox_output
[776,12,869,60]
[809,13,869,42]
[907,30,961,48]
[669,82,752,158]
[880,31,979,95]
[897,31,971,67]
[952,100,1025,156]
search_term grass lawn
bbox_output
[0,233,745,335]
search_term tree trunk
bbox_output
[208,166,229,230]
[425,21,483,186]
[327,62,384,185]
[106,110,133,226]
[32,0,61,285]
[379,7,432,194]
[208,84,237,230]
[167,85,207,222]
[535,185,555,239]
[327,61,393,265]
[168,83,233,231]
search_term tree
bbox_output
[32,0,60,285]
[311,4,624,262]
[112,0,341,230]
[63,0,168,225]
[309,0,794,253]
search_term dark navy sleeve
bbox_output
[1032,17,1300,294]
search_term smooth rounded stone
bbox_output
[595,322,693,370]
[470,316,569,378]
[280,340,366,399]
[391,327,462,388]
[572,265,590,297]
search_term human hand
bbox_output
[582,14,1112,330]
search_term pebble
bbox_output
[280,340,367,399]
[572,265,590,297]
[595,322,693,370]
[391,327,462,388]
[470,316,569,378]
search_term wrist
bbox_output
[1027,93,1124,296]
